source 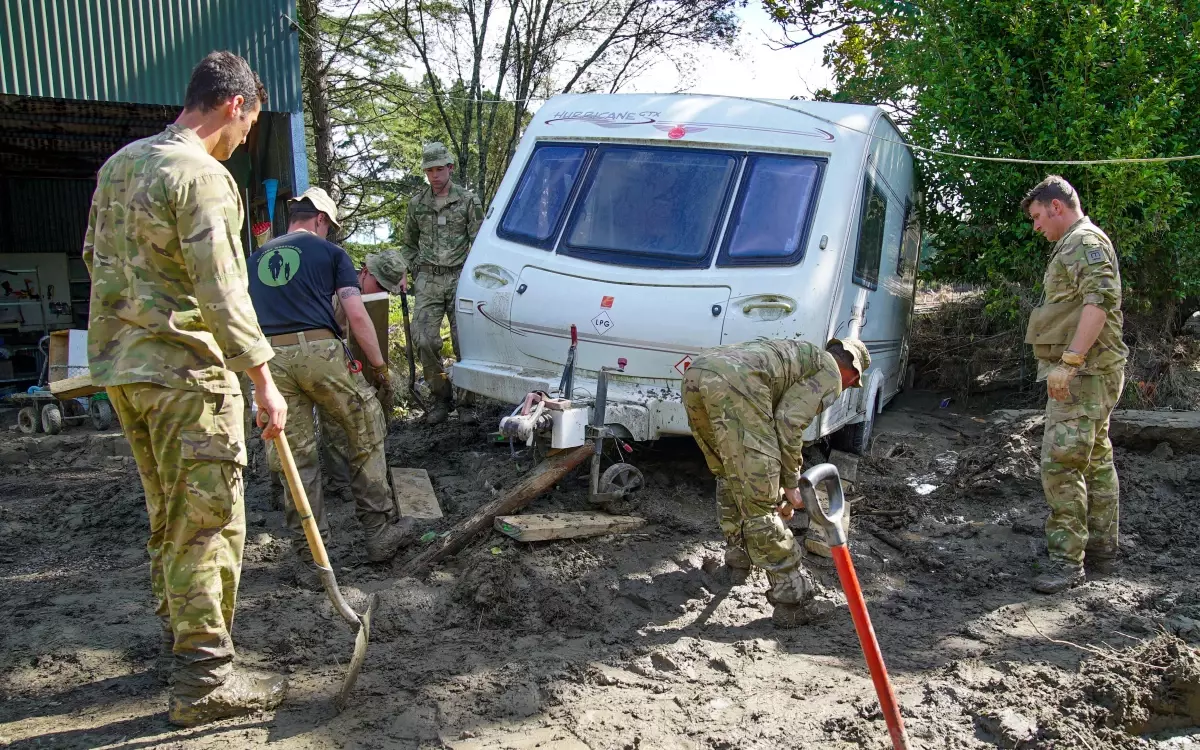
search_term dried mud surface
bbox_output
[2,391,1200,749]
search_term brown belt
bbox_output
[416,263,463,274]
[269,328,337,346]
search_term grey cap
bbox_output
[421,141,453,170]
[288,186,342,229]
[365,250,407,293]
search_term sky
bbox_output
[625,3,834,100]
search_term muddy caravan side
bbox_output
[451,93,920,453]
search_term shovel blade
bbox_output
[334,592,378,712]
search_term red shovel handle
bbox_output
[802,464,909,750]
[831,545,909,750]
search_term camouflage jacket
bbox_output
[82,125,273,393]
[399,182,484,272]
[689,340,842,487]
[1035,217,1128,379]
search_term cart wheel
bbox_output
[18,406,41,434]
[598,462,644,514]
[90,399,114,431]
[41,403,63,435]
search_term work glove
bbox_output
[1047,363,1078,403]
[372,364,395,412]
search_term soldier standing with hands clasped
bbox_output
[1022,175,1128,594]
[397,142,484,425]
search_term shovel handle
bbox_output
[832,545,909,750]
[802,463,909,750]
[274,430,332,570]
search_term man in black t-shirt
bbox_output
[248,187,411,588]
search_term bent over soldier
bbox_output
[1022,175,1128,594]
[683,338,870,628]
[83,52,289,726]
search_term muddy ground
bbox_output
[2,390,1200,749]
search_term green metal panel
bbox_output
[0,0,302,112]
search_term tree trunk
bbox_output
[299,0,335,195]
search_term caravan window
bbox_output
[498,144,590,249]
[718,155,824,266]
[853,175,888,290]
[561,146,737,268]
[897,199,920,278]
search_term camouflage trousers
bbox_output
[683,367,805,597]
[263,334,393,556]
[1042,369,1125,565]
[107,383,247,689]
[412,266,471,406]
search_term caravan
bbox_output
[451,93,920,453]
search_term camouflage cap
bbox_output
[829,338,871,386]
[288,186,342,229]
[365,250,406,293]
[421,142,454,170]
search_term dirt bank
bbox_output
[2,392,1200,749]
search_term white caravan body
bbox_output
[451,93,920,444]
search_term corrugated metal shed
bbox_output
[0,0,302,112]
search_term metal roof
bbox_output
[0,0,302,112]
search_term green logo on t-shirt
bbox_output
[259,246,301,287]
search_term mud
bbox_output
[2,391,1200,749]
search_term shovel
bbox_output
[398,283,426,410]
[272,425,378,712]
[800,463,910,750]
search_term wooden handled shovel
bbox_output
[272,423,378,712]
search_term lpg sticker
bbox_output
[674,355,694,375]
[600,295,614,309]
[591,310,614,335]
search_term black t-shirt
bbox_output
[248,230,359,337]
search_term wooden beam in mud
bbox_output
[494,512,645,542]
[403,442,594,573]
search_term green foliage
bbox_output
[770,0,1200,312]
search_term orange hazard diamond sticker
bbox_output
[674,355,693,375]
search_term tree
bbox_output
[379,0,742,199]
[766,0,1200,323]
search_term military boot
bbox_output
[1086,549,1118,577]
[365,517,416,562]
[289,554,323,591]
[168,669,288,727]
[457,406,478,426]
[426,401,450,426]
[154,626,174,686]
[1032,561,1085,594]
[722,547,752,585]
[766,567,816,629]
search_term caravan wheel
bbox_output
[832,395,875,456]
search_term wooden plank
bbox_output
[390,467,442,519]
[47,372,100,399]
[402,443,594,573]
[494,512,646,542]
[349,291,390,399]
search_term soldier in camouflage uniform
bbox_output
[82,52,289,726]
[248,187,413,589]
[1022,175,1128,594]
[398,142,485,425]
[683,338,871,628]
